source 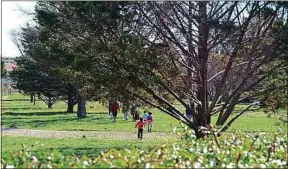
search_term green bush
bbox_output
[2,127,287,168]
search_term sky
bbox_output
[1,1,36,58]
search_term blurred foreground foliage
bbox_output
[2,126,287,168]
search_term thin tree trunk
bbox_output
[67,101,74,113]
[33,94,36,105]
[67,84,75,113]
[77,96,86,118]
[30,94,34,103]
[48,103,52,109]
[197,1,209,127]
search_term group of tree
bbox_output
[10,1,288,138]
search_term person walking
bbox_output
[108,100,113,118]
[122,102,130,120]
[112,101,120,123]
[142,110,149,121]
[134,103,140,121]
[135,117,145,140]
[131,104,136,122]
[146,112,153,133]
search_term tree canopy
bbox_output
[10,1,288,137]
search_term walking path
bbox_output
[2,128,176,140]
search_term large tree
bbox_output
[33,1,288,137]
[10,24,79,112]
[10,56,66,108]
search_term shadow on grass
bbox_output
[3,111,70,116]
[1,99,31,101]
[3,111,108,116]
[2,107,49,111]
[2,113,132,129]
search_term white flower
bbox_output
[47,156,52,160]
[110,155,114,159]
[226,150,230,155]
[32,156,38,162]
[202,148,207,154]
[227,163,234,168]
[210,160,215,167]
[244,151,249,157]
[83,161,89,166]
[6,165,14,169]
[260,164,266,168]
[173,127,177,133]
[173,144,180,151]
[238,164,244,168]
[145,163,151,168]
[47,164,52,169]
[193,162,201,168]
[199,126,208,130]
[272,159,282,165]
[221,163,226,168]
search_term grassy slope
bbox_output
[2,94,287,159]
[2,136,176,159]
[2,94,286,132]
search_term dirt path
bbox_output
[2,128,176,140]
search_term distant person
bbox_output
[146,112,153,133]
[132,103,140,121]
[135,117,145,140]
[135,103,139,120]
[130,104,136,122]
[108,100,113,118]
[142,111,149,121]
[112,101,120,123]
[135,111,140,121]
[122,102,130,120]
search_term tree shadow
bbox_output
[1,99,31,101]
[2,107,48,111]
[3,111,69,116]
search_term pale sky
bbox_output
[1,1,36,57]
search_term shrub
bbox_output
[2,127,287,168]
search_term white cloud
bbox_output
[1,1,36,57]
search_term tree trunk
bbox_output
[67,84,75,113]
[77,96,86,118]
[196,1,209,127]
[30,94,34,103]
[67,101,74,113]
[33,94,36,105]
[48,103,53,109]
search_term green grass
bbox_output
[2,93,287,159]
[2,135,176,159]
[2,94,287,132]
[2,94,181,132]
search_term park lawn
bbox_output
[2,94,287,163]
[2,94,287,133]
[2,135,177,159]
